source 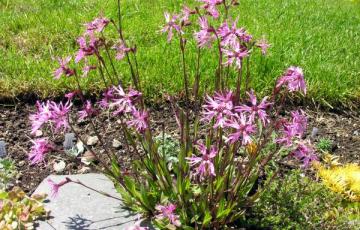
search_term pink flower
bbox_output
[78,100,97,121]
[85,17,110,33]
[47,178,70,198]
[217,19,247,47]
[29,101,52,134]
[186,143,217,178]
[276,110,307,146]
[161,12,182,42]
[290,110,307,136]
[155,203,181,227]
[198,0,223,19]
[256,38,270,55]
[126,221,149,230]
[75,34,99,63]
[82,65,96,77]
[292,142,318,168]
[53,56,74,79]
[240,31,253,43]
[225,113,256,145]
[114,41,132,60]
[110,85,142,115]
[202,91,234,128]
[99,88,115,108]
[180,6,195,24]
[235,90,272,125]
[65,91,79,100]
[127,109,149,133]
[276,66,306,94]
[29,138,53,165]
[223,43,250,69]
[49,101,72,133]
[276,124,297,146]
[194,17,216,48]
[29,100,72,134]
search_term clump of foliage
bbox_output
[27,0,320,229]
[0,187,48,230]
[0,159,17,190]
[316,138,333,153]
[247,169,360,230]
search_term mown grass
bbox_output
[0,0,359,106]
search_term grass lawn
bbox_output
[0,0,359,106]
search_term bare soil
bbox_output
[0,102,359,193]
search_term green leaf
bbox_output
[202,209,212,226]
[111,158,121,178]
[0,191,8,199]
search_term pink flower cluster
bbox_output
[155,203,181,227]
[78,100,97,121]
[186,143,217,178]
[30,100,72,135]
[29,138,53,165]
[53,56,74,79]
[235,90,272,125]
[29,100,72,165]
[161,3,270,71]
[194,17,216,48]
[53,17,112,80]
[276,66,307,94]
[201,90,266,145]
[100,85,149,133]
[194,75,316,172]
[276,110,317,166]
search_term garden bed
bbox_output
[0,102,359,194]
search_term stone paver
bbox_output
[34,173,150,230]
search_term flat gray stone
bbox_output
[34,173,149,230]
[0,140,6,157]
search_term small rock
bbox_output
[35,130,43,137]
[353,130,359,136]
[76,141,85,154]
[0,141,6,157]
[78,166,91,174]
[86,136,99,146]
[53,161,66,173]
[112,139,122,149]
[18,160,26,167]
[310,127,319,139]
[81,151,96,165]
[16,172,22,180]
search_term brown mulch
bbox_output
[0,102,359,194]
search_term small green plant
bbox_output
[0,187,48,230]
[316,138,333,152]
[154,133,180,171]
[247,169,360,229]
[0,159,17,190]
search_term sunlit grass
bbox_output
[0,0,359,106]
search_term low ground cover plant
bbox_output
[22,0,348,229]
[247,169,360,230]
[0,187,48,230]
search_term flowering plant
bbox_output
[28,0,317,228]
